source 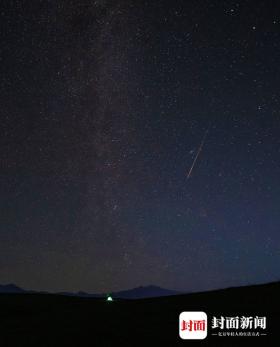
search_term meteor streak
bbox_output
[186,127,209,179]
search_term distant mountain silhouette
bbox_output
[56,290,100,298]
[0,284,26,293]
[0,283,180,299]
[57,285,180,299]
[110,285,180,299]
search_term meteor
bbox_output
[186,127,209,179]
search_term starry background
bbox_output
[1,0,280,293]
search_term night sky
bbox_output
[1,0,280,293]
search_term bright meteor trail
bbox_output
[186,127,209,179]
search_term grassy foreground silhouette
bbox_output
[0,281,279,346]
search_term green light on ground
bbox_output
[106,295,113,302]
